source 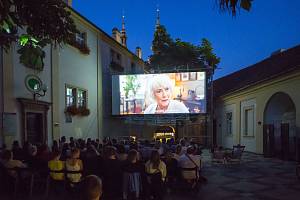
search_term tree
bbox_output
[217,0,253,16]
[149,25,220,72]
[0,0,78,70]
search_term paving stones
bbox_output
[165,150,300,200]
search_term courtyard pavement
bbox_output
[2,151,300,200]
[166,150,300,200]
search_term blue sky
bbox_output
[73,0,300,79]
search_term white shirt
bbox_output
[178,154,201,180]
[144,100,189,114]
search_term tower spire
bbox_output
[155,5,160,30]
[121,13,127,47]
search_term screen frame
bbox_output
[111,71,208,116]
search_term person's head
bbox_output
[165,149,173,161]
[71,148,80,159]
[103,146,117,159]
[2,150,13,161]
[61,136,66,143]
[29,145,38,156]
[150,75,173,110]
[117,144,126,154]
[187,145,195,155]
[52,150,61,160]
[150,150,160,169]
[175,144,182,155]
[12,140,20,149]
[127,149,138,163]
[81,175,102,200]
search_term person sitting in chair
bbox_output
[178,146,201,181]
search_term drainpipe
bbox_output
[0,47,3,147]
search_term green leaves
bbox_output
[17,44,45,71]
[150,25,220,71]
[1,0,78,71]
[240,0,252,11]
[123,75,140,98]
[218,0,253,16]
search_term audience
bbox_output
[0,136,205,199]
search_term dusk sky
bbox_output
[73,0,300,79]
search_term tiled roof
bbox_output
[214,45,300,98]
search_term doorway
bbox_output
[264,92,296,160]
[26,112,43,144]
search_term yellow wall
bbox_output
[216,71,300,154]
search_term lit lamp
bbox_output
[33,83,48,100]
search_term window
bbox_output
[131,62,136,72]
[226,112,233,135]
[65,84,87,108]
[244,107,254,136]
[110,49,122,64]
[75,32,86,47]
[66,86,76,107]
[77,89,87,108]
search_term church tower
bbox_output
[155,6,160,30]
[120,15,127,47]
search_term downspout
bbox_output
[0,47,3,147]
[97,35,100,139]
[50,45,54,142]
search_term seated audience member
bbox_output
[178,146,201,181]
[145,150,167,200]
[12,140,23,160]
[66,148,83,184]
[164,150,178,182]
[117,144,128,161]
[179,139,187,155]
[83,144,102,177]
[1,150,27,178]
[102,146,122,199]
[60,143,71,161]
[145,150,167,181]
[173,145,182,161]
[81,175,103,200]
[122,149,145,200]
[48,150,65,181]
[52,140,59,153]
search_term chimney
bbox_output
[65,0,73,6]
[271,48,286,57]
[135,47,142,59]
[112,28,122,44]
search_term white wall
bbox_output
[221,104,237,149]
[58,21,99,140]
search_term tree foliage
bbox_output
[149,25,220,72]
[0,0,78,69]
[217,0,253,16]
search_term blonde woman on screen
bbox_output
[144,74,189,114]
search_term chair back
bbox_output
[179,167,199,180]
[123,171,142,198]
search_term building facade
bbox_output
[214,45,300,160]
[0,5,146,147]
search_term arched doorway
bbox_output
[264,92,296,160]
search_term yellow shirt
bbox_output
[48,160,65,180]
[145,160,167,181]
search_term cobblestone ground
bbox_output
[2,151,300,200]
[165,150,300,200]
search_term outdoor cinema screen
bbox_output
[112,72,206,115]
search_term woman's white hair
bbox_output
[149,74,173,100]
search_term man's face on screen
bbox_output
[154,86,171,109]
